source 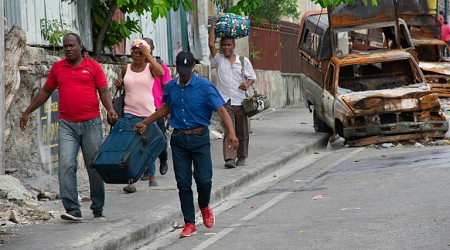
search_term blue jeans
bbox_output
[58,116,105,214]
[122,113,156,176]
[171,128,212,223]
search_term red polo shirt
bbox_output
[45,55,107,122]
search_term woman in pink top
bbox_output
[114,39,164,193]
[142,38,172,179]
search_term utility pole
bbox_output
[0,0,5,175]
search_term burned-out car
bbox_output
[331,50,448,145]
[301,50,448,146]
[297,1,448,146]
[411,38,450,97]
[395,0,450,96]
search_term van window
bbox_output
[301,28,321,58]
[334,23,413,54]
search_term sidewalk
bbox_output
[1,104,328,250]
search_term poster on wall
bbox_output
[38,90,59,175]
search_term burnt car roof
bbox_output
[330,0,397,27]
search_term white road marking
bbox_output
[192,147,364,250]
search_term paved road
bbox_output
[143,142,450,250]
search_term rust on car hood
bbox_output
[340,87,437,114]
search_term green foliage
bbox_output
[312,0,377,9]
[210,0,228,11]
[250,45,262,60]
[39,19,72,48]
[228,0,298,24]
[91,0,194,54]
[92,0,142,52]
[229,0,260,16]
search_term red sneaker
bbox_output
[200,205,215,228]
[179,223,197,238]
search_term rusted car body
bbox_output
[412,38,450,97]
[327,50,448,146]
[397,0,441,39]
[297,1,448,146]
[395,0,450,97]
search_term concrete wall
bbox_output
[171,64,305,110]
[253,71,304,108]
[207,64,304,109]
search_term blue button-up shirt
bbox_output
[163,74,225,130]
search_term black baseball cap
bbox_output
[176,51,195,74]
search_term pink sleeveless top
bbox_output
[123,63,155,117]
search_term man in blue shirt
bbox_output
[134,51,239,238]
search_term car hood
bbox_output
[340,87,438,114]
[419,62,450,76]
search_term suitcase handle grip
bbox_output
[120,152,131,169]
[141,136,149,147]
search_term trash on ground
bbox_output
[312,195,330,200]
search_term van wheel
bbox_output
[313,111,331,133]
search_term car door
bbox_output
[322,62,336,128]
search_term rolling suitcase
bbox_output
[91,117,167,184]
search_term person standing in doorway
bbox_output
[20,33,118,221]
[208,12,257,168]
[134,51,239,238]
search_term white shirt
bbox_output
[209,53,257,105]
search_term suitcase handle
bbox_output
[120,152,131,169]
[141,135,149,147]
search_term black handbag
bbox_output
[107,86,125,126]
[242,87,270,117]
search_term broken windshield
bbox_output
[337,59,422,93]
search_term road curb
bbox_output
[89,133,328,250]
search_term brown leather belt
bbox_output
[175,127,206,135]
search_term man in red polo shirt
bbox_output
[20,33,118,221]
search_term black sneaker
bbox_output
[224,159,236,168]
[123,184,137,193]
[61,210,82,222]
[236,157,245,166]
[93,211,105,220]
[160,161,168,175]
